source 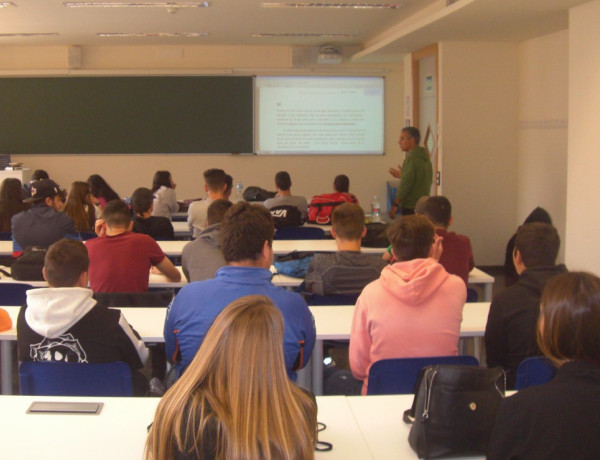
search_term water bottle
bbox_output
[236,180,244,202]
[371,195,381,222]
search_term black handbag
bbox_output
[403,364,505,459]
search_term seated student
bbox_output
[263,171,308,221]
[0,178,29,232]
[86,199,181,293]
[485,222,566,389]
[165,202,315,379]
[382,195,429,263]
[147,295,317,460]
[22,169,49,199]
[16,239,149,395]
[182,199,232,282]
[350,215,466,395]
[131,187,175,241]
[305,203,387,296]
[421,196,474,286]
[488,272,600,460]
[224,173,233,201]
[63,181,96,234]
[87,174,120,211]
[151,170,178,220]
[11,179,79,257]
[504,207,552,287]
[187,168,227,239]
[333,174,359,203]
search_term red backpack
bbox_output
[307,192,359,225]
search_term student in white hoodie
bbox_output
[16,239,149,395]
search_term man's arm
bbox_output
[484,298,508,369]
[349,295,372,382]
[155,256,181,282]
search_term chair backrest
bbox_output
[274,226,326,240]
[515,356,557,390]
[79,232,98,241]
[19,361,133,396]
[93,290,174,308]
[305,293,359,306]
[367,355,480,395]
[0,283,34,306]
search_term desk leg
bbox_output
[312,339,323,396]
[484,284,493,302]
[1,341,13,395]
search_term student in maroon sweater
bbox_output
[422,196,475,286]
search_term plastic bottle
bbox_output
[235,180,244,202]
[371,195,381,222]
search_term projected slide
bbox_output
[255,76,384,155]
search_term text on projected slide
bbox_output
[255,76,384,155]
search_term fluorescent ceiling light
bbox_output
[260,2,402,8]
[252,32,356,37]
[0,2,16,7]
[0,33,59,37]
[64,2,209,8]
[98,32,208,37]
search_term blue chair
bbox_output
[305,293,359,306]
[515,356,557,390]
[0,232,11,241]
[367,355,480,395]
[0,283,34,306]
[19,361,133,396]
[274,226,326,240]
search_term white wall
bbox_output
[566,0,600,273]
[517,30,569,263]
[439,42,519,265]
[3,45,404,211]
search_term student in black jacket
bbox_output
[131,187,175,241]
[489,272,600,460]
[17,239,149,395]
[485,222,566,388]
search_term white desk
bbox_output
[0,395,372,460]
[0,265,299,289]
[0,302,490,396]
[308,302,490,396]
[346,394,485,460]
[152,239,384,257]
[0,240,495,300]
[172,220,192,238]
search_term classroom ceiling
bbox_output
[0,0,590,61]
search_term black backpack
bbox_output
[361,222,390,248]
[243,186,277,202]
[270,205,303,228]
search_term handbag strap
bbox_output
[402,366,431,424]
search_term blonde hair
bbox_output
[63,181,95,233]
[146,295,317,460]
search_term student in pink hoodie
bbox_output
[350,214,466,394]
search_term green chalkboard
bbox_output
[0,76,253,154]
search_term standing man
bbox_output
[388,127,432,219]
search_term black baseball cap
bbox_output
[24,179,62,203]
